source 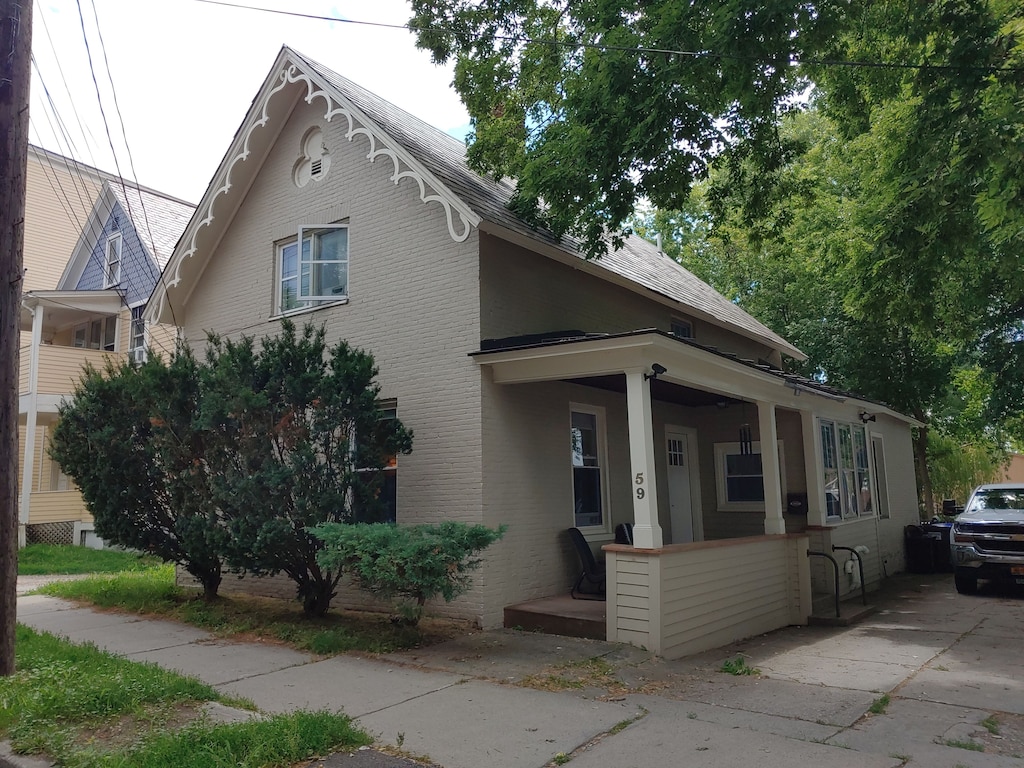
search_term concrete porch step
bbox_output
[503,594,606,640]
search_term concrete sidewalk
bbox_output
[12,573,1024,767]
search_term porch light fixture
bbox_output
[859,411,876,423]
[644,362,667,381]
[739,401,753,456]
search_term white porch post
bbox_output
[757,400,786,535]
[800,409,827,527]
[625,369,663,548]
[20,304,43,528]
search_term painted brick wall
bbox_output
[177,95,487,623]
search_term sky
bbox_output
[29,0,471,204]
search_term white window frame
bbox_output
[871,433,890,520]
[72,317,117,351]
[570,403,611,534]
[819,418,874,520]
[275,224,349,315]
[129,305,147,363]
[104,233,122,288]
[714,440,786,512]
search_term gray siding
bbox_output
[76,200,161,305]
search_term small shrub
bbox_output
[719,656,760,676]
[869,694,890,714]
[313,522,505,625]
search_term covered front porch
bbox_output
[475,330,904,658]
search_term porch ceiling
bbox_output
[21,291,124,333]
[568,374,741,408]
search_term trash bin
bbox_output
[904,525,935,573]
[923,521,953,572]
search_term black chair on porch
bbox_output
[567,527,606,600]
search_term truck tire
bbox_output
[954,570,978,595]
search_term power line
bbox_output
[193,0,1024,75]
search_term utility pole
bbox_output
[0,0,32,677]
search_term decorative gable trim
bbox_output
[156,52,480,323]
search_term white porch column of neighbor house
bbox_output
[757,399,786,535]
[20,304,43,531]
[625,369,663,548]
[800,408,827,526]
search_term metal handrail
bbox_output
[807,550,840,618]
[832,545,867,606]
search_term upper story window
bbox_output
[277,225,349,315]
[670,318,693,339]
[129,306,147,363]
[820,419,873,520]
[104,234,122,287]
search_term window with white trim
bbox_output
[129,306,147,363]
[104,233,122,287]
[73,317,117,351]
[820,418,873,519]
[714,440,786,512]
[570,406,608,530]
[277,225,348,314]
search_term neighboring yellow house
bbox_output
[18,161,194,547]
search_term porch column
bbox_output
[757,400,786,535]
[800,409,827,526]
[625,370,663,548]
[20,304,43,527]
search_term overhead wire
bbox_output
[193,0,1024,75]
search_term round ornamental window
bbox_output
[293,127,331,188]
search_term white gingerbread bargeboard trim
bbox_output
[159,62,478,321]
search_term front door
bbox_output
[666,428,698,543]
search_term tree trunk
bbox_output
[913,416,933,520]
[0,0,32,678]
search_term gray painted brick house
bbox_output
[149,47,921,658]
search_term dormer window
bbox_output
[670,318,693,339]
[104,233,122,287]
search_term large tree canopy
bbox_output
[410,0,838,256]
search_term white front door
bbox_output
[666,428,698,543]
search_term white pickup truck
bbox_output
[951,484,1024,594]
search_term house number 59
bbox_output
[635,472,645,500]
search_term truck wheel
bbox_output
[954,571,978,595]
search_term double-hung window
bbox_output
[277,225,348,314]
[129,306,147,363]
[714,441,786,511]
[820,419,873,519]
[570,406,607,530]
[104,234,122,287]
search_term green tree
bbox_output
[410,0,837,257]
[49,351,224,598]
[199,322,412,617]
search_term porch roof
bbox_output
[20,290,124,333]
[471,329,922,426]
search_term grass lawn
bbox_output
[1,625,370,767]
[37,565,468,655]
[18,544,162,575]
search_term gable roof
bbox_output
[151,46,804,361]
[58,180,195,293]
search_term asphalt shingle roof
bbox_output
[108,183,195,270]
[295,48,803,360]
